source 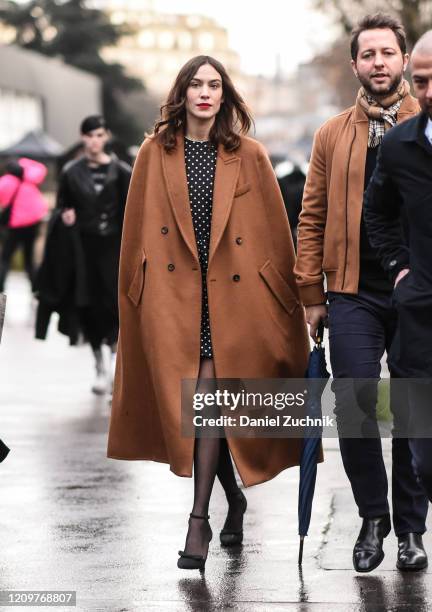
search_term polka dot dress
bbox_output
[185,137,217,359]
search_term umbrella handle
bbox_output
[315,321,325,347]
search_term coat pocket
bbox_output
[259,259,298,315]
[127,250,146,307]
[234,182,251,198]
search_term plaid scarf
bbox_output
[357,79,410,148]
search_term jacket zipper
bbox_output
[341,127,356,290]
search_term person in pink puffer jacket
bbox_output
[0,158,48,291]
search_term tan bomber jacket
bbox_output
[294,94,420,306]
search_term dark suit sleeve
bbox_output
[56,169,72,210]
[363,144,409,282]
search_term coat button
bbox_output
[168,263,175,272]
[235,237,243,245]
[389,259,397,269]
[161,226,168,234]
[232,274,240,282]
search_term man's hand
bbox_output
[61,208,76,226]
[394,268,409,288]
[305,304,328,342]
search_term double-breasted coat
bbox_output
[107,133,311,486]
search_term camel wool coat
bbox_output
[107,133,311,487]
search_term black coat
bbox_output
[35,210,88,345]
[57,154,131,236]
[364,111,432,377]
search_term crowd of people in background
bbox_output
[0,116,131,396]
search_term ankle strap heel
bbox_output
[189,513,210,520]
[178,513,212,571]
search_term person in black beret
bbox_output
[56,115,132,395]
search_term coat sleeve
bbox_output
[363,143,409,282]
[294,128,327,306]
[56,169,72,210]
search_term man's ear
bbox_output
[351,59,359,79]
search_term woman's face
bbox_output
[185,63,224,124]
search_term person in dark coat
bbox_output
[58,115,131,394]
[35,209,88,345]
[364,31,432,507]
[276,163,306,246]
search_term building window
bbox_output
[199,32,214,51]
[138,30,155,48]
[158,31,175,49]
[178,31,192,50]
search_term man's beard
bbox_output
[358,71,403,100]
[421,103,432,119]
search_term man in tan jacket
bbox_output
[295,13,428,573]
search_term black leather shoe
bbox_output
[353,515,391,573]
[397,533,428,571]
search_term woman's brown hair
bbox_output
[153,55,253,152]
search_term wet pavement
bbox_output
[0,273,431,611]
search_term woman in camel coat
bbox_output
[107,55,310,570]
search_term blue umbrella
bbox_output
[298,323,330,564]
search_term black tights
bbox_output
[192,436,240,516]
[183,358,243,555]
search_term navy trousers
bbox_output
[328,290,428,535]
[407,382,432,502]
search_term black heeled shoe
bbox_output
[178,513,213,571]
[220,489,247,547]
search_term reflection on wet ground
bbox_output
[0,275,431,611]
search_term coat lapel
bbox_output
[161,134,199,262]
[208,144,241,266]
